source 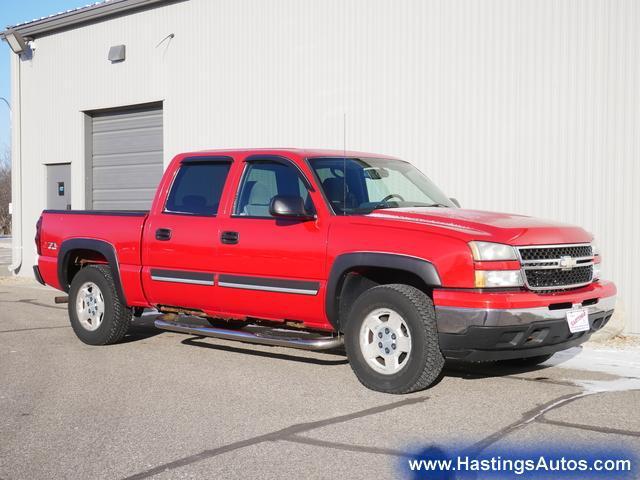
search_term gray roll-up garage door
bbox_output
[89,104,163,210]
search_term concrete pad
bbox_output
[492,422,640,454]
[1,283,639,480]
[296,375,580,452]
[543,389,640,433]
[149,441,397,480]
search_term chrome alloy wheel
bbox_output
[359,308,412,375]
[76,281,105,331]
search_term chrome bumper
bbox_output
[435,295,616,334]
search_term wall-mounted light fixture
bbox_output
[108,44,126,63]
[4,29,28,54]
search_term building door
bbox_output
[88,103,163,210]
[46,163,71,210]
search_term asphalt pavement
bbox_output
[1,279,639,479]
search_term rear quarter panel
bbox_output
[38,212,148,305]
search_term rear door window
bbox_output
[165,162,232,215]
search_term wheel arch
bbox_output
[57,238,127,304]
[326,252,441,330]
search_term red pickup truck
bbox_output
[34,149,616,393]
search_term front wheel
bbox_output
[68,264,132,345]
[345,284,445,394]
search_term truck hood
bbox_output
[366,207,593,245]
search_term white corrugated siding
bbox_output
[15,0,640,332]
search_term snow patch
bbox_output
[544,346,640,380]
[575,377,640,394]
[543,345,640,394]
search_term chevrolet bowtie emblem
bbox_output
[559,256,578,270]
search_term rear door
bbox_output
[141,156,234,311]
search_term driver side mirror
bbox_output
[269,195,314,220]
[450,197,461,208]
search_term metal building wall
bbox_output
[13,0,639,332]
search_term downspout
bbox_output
[8,53,22,274]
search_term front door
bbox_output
[46,163,71,210]
[215,155,329,327]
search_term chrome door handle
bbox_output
[155,228,172,241]
[220,231,239,244]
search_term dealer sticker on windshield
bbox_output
[566,308,590,333]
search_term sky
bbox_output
[0,0,94,153]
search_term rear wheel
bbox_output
[345,284,444,394]
[68,265,132,345]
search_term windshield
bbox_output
[309,157,454,214]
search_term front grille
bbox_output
[524,265,593,290]
[518,244,594,291]
[519,245,592,261]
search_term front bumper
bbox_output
[434,281,616,362]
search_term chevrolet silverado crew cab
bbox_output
[34,149,616,393]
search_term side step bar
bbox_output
[154,319,343,351]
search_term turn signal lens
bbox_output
[592,263,601,281]
[469,241,517,261]
[475,270,524,288]
[591,241,601,281]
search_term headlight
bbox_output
[468,241,517,261]
[591,241,600,257]
[475,270,524,288]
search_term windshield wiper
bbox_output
[373,204,400,210]
[393,202,450,208]
[364,202,450,213]
[355,204,398,214]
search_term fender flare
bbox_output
[325,252,441,329]
[57,238,127,304]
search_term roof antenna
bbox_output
[343,113,347,215]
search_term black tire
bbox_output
[68,264,132,345]
[497,354,554,367]
[344,284,444,394]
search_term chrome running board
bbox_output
[154,319,343,351]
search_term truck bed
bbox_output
[37,209,149,296]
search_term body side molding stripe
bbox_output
[150,269,215,286]
[217,274,320,295]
